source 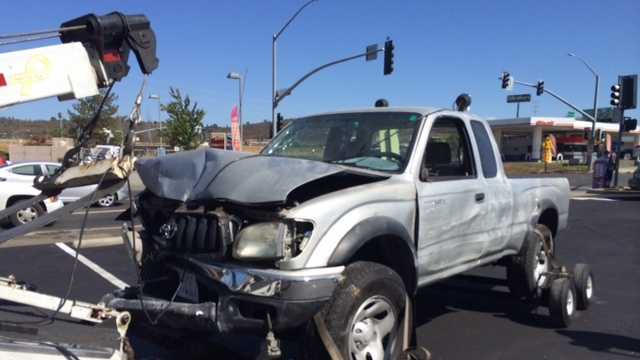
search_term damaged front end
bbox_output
[105,149,387,333]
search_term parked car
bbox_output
[105,107,575,358]
[0,177,64,227]
[0,162,128,207]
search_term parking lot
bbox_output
[0,196,638,359]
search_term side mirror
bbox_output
[419,167,430,182]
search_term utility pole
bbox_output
[272,0,319,138]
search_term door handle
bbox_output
[475,192,485,202]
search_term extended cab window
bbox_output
[470,120,498,178]
[421,117,475,181]
[11,165,42,176]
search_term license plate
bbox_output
[176,270,199,302]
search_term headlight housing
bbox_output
[232,222,286,261]
[232,220,313,261]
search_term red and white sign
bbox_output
[230,105,241,151]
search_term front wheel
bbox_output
[305,261,406,360]
[96,194,116,208]
[9,202,44,227]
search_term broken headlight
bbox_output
[232,220,313,261]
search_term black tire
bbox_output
[506,224,553,300]
[548,278,576,328]
[9,202,45,227]
[304,261,406,360]
[573,263,594,310]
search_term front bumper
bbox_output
[104,251,344,333]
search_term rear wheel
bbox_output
[507,224,554,300]
[305,261,406,360]
[10,202,44,227]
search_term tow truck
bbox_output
[0,11,158,359]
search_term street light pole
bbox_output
[149,94,162,145]
[227,72,245,150]
[568,53,599,169]
[272,0,318,138]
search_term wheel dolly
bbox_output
[529,228,595,328]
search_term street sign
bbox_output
[365,44,378,61]
[583,107,615,122]
[506,94,531,103]
[567,111,576,118]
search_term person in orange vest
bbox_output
[543,135,555,164]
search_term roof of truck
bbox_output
[292,106,487,122]
[299,106,440,118]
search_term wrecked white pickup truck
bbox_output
[104,106,590,359]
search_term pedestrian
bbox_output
[604,151,615,188]
[0,153,6,167]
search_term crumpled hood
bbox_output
[136,148,388,205]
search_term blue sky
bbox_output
[1,0,639,125]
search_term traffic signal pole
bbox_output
[274,46,386,107]
[613,107,625,187]
[514,80,596,123]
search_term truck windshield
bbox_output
[262,112,422,173]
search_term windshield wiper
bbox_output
[329,157,396,172]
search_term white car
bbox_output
[0,177,64,227]
[0,162,128,207]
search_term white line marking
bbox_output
[571,197,618,202]
[55,242,129,289]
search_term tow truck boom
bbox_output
[0,12,158,108]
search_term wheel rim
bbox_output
[98,195,114,207]
[348,295,397,360]
[586,275,593,299]
[533,246,549,288]
[566,288,575,316]
[16,207,38,224]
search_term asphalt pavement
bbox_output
[0,197,638,359]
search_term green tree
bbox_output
[67,90,123,145]
[161,87,206,150]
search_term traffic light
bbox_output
[620,75,638,110]
[501,72,512,89]
[276,113,285,132]
[624,118,638,132]
[611,84,621,107]
[383,40,394,76]
[536,81,544,96]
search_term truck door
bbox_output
[415,116,487,278]
[469,120,514,258]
